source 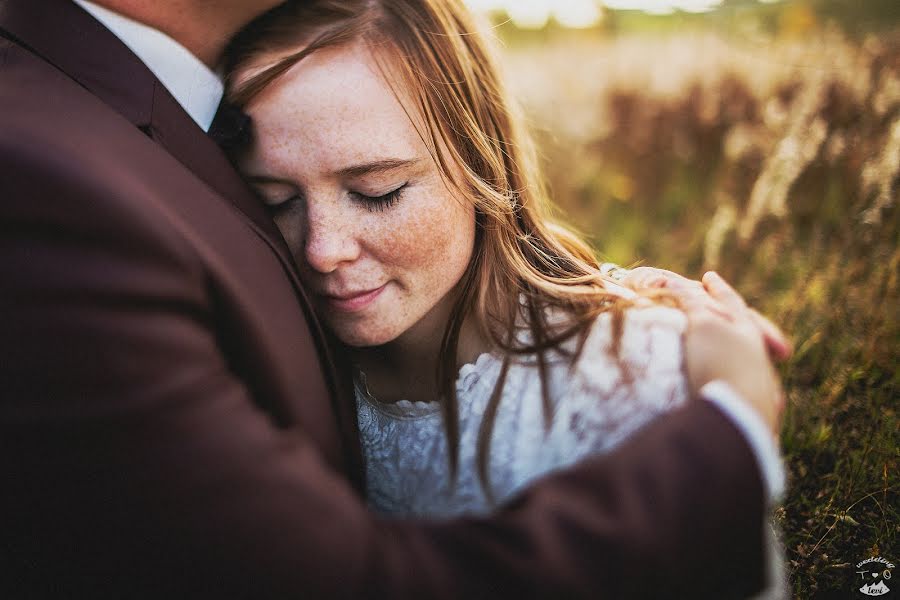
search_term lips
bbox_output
[320,283,387,313]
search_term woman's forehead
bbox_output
[244,43,436,174]
[251,43,415,120]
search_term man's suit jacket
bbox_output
[0,0,770,597]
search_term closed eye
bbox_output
[349,183,407,212]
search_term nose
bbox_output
[303,197,361,274]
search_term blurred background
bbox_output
[463,0,898,596]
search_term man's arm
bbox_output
[1,148,769,599]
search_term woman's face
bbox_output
[238,43,476,348]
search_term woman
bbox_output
[223,0,784,539]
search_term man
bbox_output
[0,0,785,597]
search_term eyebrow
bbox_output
[244,158,423,186]
[336,158,422,179]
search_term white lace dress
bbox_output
[355,304,787,598]
[355,305,688,518]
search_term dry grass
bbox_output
[500,27,899,597]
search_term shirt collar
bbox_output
[72,0,224,132]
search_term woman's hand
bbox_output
[679,272,785,436]
[613,266,793,362]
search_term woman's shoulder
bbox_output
[564,303,688,404]
[581,303,686,363]
[520,303,691,479]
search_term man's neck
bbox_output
[86,0,281,68]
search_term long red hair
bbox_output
[226,0,662,497]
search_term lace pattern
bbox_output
[355,305,688,518]
[354,304,787,596]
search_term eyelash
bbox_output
[350,183,407,212]
[263,183,408,215]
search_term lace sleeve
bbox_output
[536,305,690,473]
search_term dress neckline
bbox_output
[354,351,500,419]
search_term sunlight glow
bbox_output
[603,0,723,14]
[555,0,604,28]
[507,0,552,29]
[464,0,727,27]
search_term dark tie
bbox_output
[208,99,253,154]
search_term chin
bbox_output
[331,324,401,348]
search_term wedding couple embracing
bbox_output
[0,0,789,597]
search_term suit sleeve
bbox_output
[0,138,767,599]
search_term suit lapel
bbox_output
[0,0,364,491]
[0,0,154,126]
[143,83,364,490]
[144,82,299,279]
[0,0,299,289]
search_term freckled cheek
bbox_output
[371,196,474,276]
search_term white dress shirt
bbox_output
[72,0,224,132]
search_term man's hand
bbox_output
[680,272,786,436]
[614,266,793,362]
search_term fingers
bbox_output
[646,272,733,322]
[681,302,732,338]
[701,272,793,360]
[619,266,693,290]
[619,268,792,360]
[622,269,733,321]
[667,288,734,324]
[749,308,793,362]
[701,271,747,315]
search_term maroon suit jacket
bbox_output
[0,0,769,597]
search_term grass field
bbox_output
[497,23,898,597]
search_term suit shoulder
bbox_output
[0,52,198,270]
[0,41,139,157]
